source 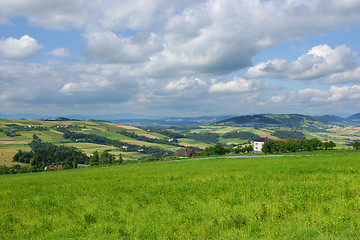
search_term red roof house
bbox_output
[177,148,196,158]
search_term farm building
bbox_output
[253,137,273,153]
[177,148,196,158]
[45,165,63,170]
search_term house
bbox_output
[253,137,273,153]
[45,165,63,170]
[177,148,196,158]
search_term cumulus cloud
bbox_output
[84,31,163,63]
[2,0,360,115]
[48,48,71,57]
[165,77,207,91]
[252,84,360,114]
[245,44,357,80]
[325,66,360,84]
[209,77,271,93]
[80,0,360,76]
[0,35,42,60]
[267,85,360,105]
[0,0,100,30]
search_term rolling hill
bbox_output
[1,117,360,167]
[348,113,360,121]
[214,114,329,130]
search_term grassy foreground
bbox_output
[1,151,360,239]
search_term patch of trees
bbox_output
[1,130,21,137]
[353,142,360,149]
[271,130,306,140]
[262,139,336,153]
[185,132,220,144]
[4,124,48,131]
[222,131,260,141]
[117,130,180,145]
[232,145,254,154]
[61,129,172,158]
[199,144,254,157]
[0,164,30,175]
[89,151,123,166]
[13,138,89,171]
[141,127,186,139]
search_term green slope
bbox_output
[1,151,360,239]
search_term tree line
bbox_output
[13,136,89,172]
[185,132,220,144]
[198,144,254,156]
[60,129,172,158]
[271,130,306,140]
[222,131,260,141]
[262,139,336,153]
[116,130,180,146]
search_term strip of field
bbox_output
[177,138,212,149]
[122,139,179,150]
[1,151,359,239]
[0,149,27,166]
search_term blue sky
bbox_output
[1,0,360,118]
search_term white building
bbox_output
[253,137,273,153]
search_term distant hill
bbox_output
[348,113,360,120]
[215,114,328,131]
[313,115,348,126]
[112,115,235,126]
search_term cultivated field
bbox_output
[1,118,359,165]
[1,151,360,239]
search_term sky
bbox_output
[1,0,360,118]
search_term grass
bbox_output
[177,138,212,149]
[1,151,360,239]
[0,149,28,166]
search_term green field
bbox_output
[1,118,360,166]
[1,151,360,239]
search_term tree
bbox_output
[118,154,124,164]
[30,155,44,172]
[324,141,336,150]
[90,151,100,166]
[100,151,111,165]
[353,142,360,150]
[244,145,254,153]
[202,144,229,156]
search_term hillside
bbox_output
[1,152,360,239]
[0,119,185,164]
[215,114,329,130]
[348,113,360,121]
[1,118,360,167]
[112,115,235,126]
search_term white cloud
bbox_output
[59,78,110,94]
[246,44,356,80]
[325,66,360,84]
[252,84,360,115]
[209,77,270,93]
[84,31,163,63]
[267,85,360,105]
[48,48,71,57]
[328,85,360,101]
[0,35,42,60]
[0,0,100,30]
[1,1,360,116]
[165,77,207,91]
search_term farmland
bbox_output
[1,151,360,239]
[1,118,360,167]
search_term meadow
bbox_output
[1,118,359,165]
[1,150,360,239]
